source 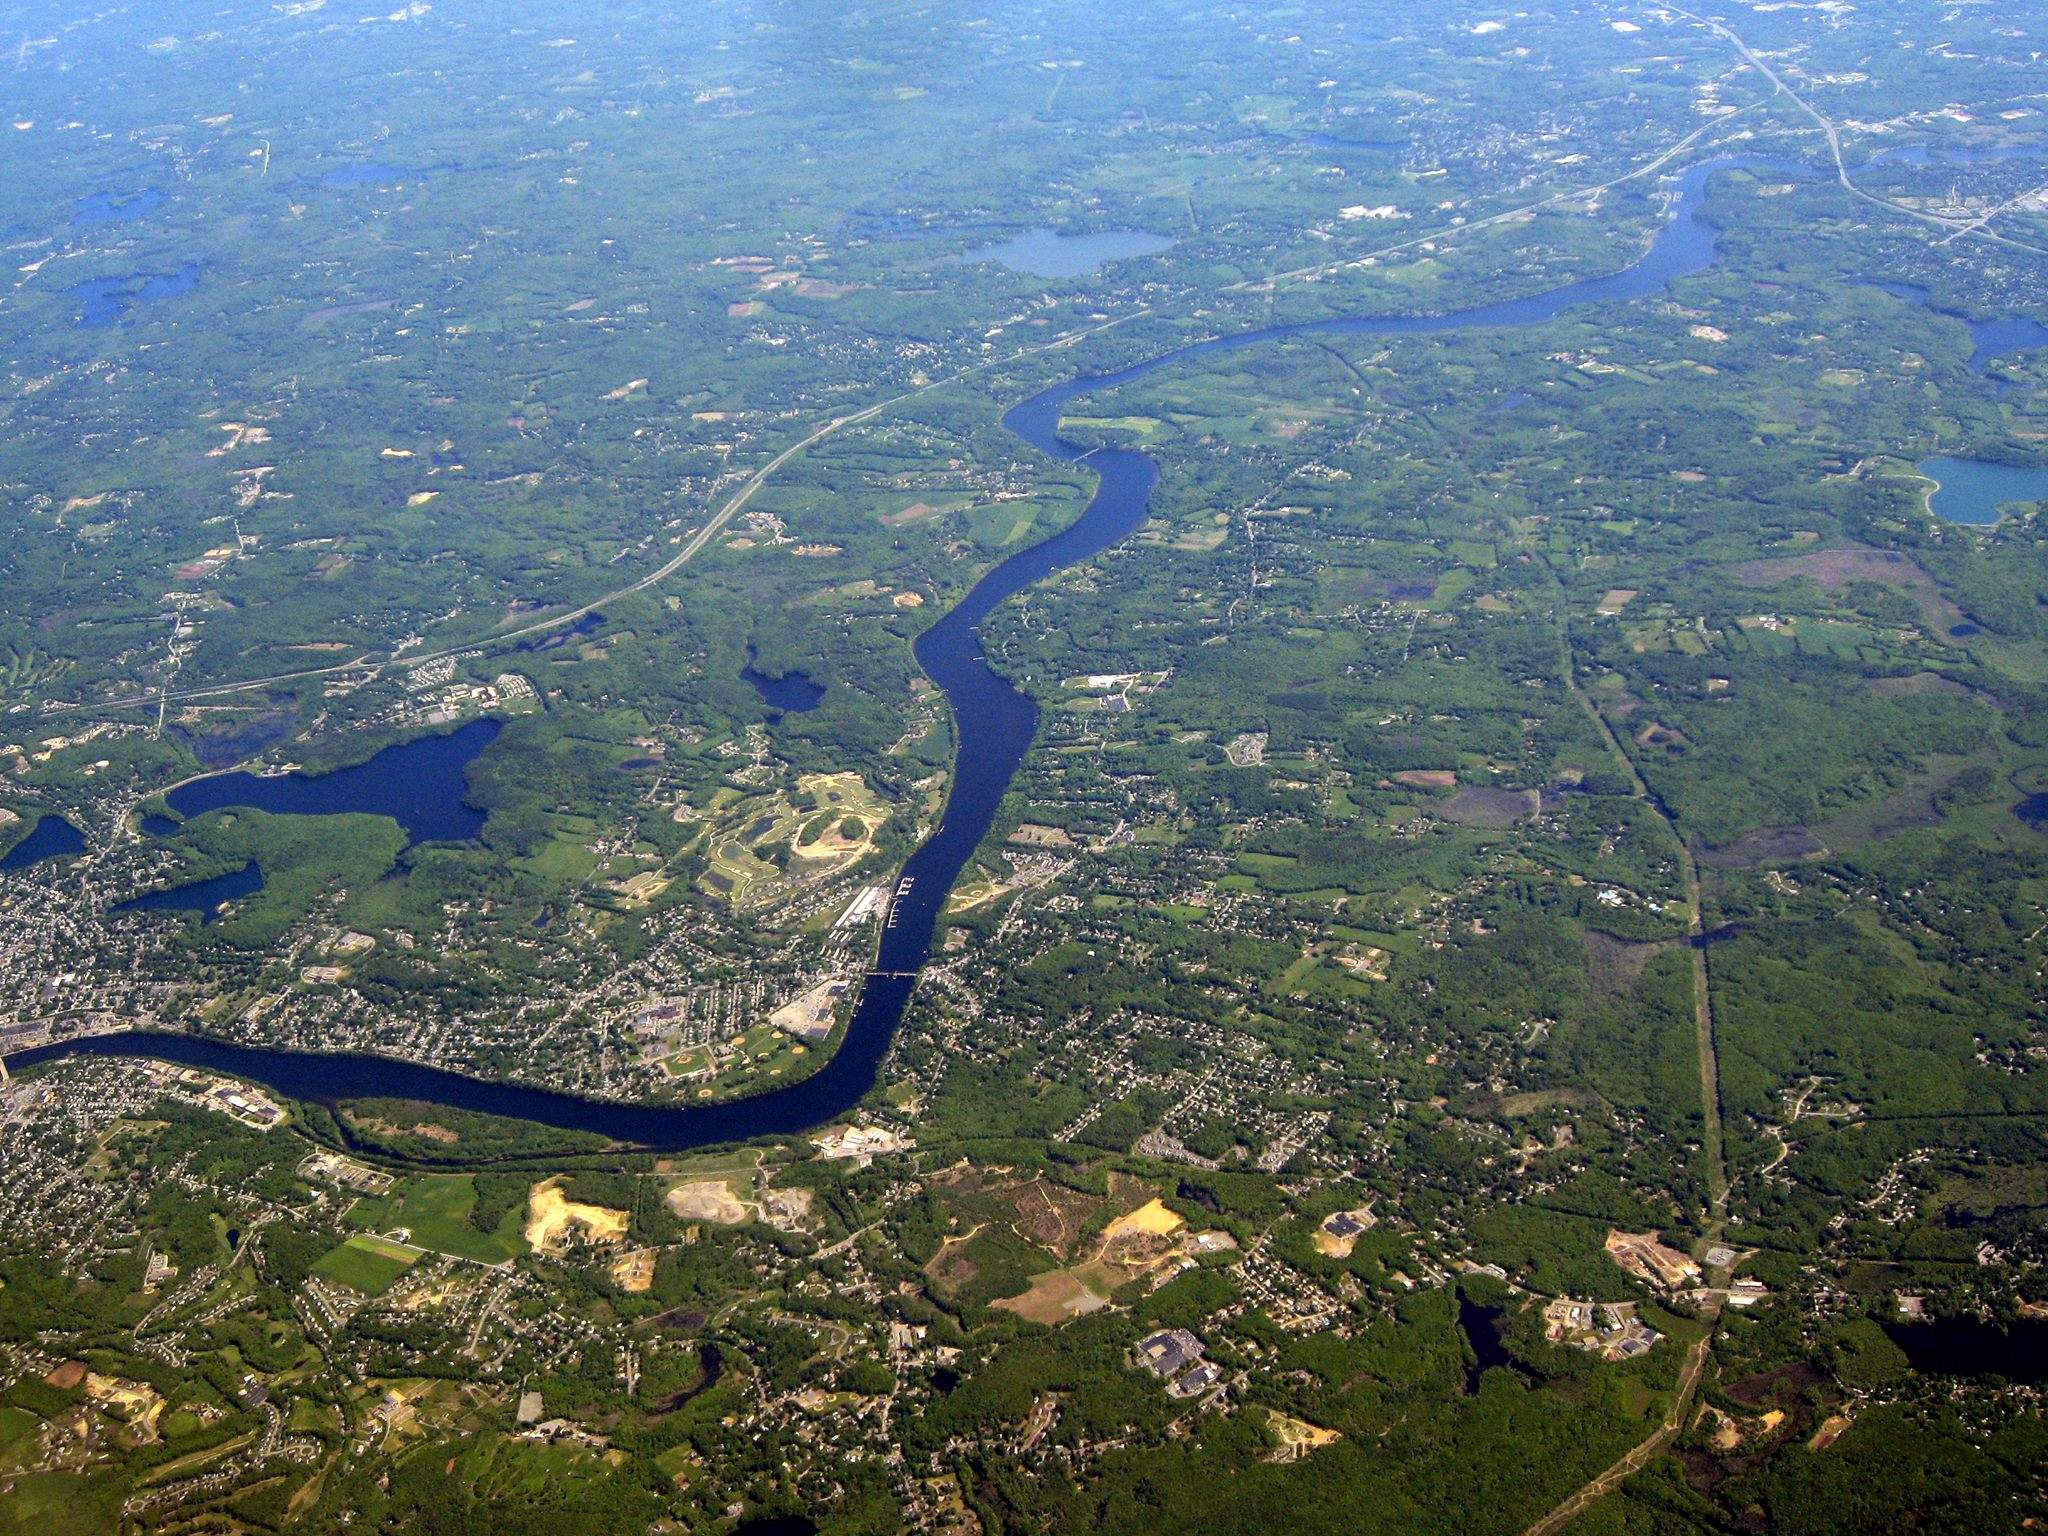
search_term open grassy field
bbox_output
[0,1469,125,1536]
[312,1234,421,1296]
[346,1174,524,1265]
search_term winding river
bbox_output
[8,154,1789,1151]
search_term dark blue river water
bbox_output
[11,154,1785,1151]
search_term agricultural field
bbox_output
[311,1235,420,1297]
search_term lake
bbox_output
[0,815,87,872]
[743,664,825,714]
[114,862,264,924]
[1875,281,2046,375]
[960,228,1175,279]
[75,264,201,329]
[1883,1318,2048,1384]
[163,717,502,847]
[1967,316,2048,374]
[1457,1296,1516,1392]
[1918,455,2048,525]
[73,188,164,227]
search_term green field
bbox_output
[0,1469,124,1536]
[312,1234,421,1296]
[346,1174,525,1265]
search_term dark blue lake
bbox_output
[164,717,501,846]
[1875,281,2046,375]
[115,862,263,924]
[75,264,200,329]
[1883,1318,2048,1384]
[1968,316,2048,373]
[12,154,1797,1152]
[73,188,164,227]
[744,664,825,714]
[0,815,86,871]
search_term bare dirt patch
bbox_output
[1730,545,1969,634]
[666,1180,751,1226]
[992,1268,1113,1324]
[880,500,946,526]
[525,1181,629,1254]
[1264,1409,1342,1462]
[1697,826,1826,870]
[1585,931,1673,997]
[612,1249,657,1293]
[1104,1198,1184,1241]
[1809,1413,1852,1451]
[1391,769,1456,790]
[1005,1177,1104,1259]
[1441,786,1539,828]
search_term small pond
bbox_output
[743,664,825,714]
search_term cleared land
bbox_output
[312,1234,420,1296]
[345,1173,524,1265]
[525,1181,629,1254]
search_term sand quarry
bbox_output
[993,1187,1228,1325]
[611,1249,657,1293]
[665,1176,813,1231]
[1265,1409,1341,1462]
[525,1180,629,1254]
